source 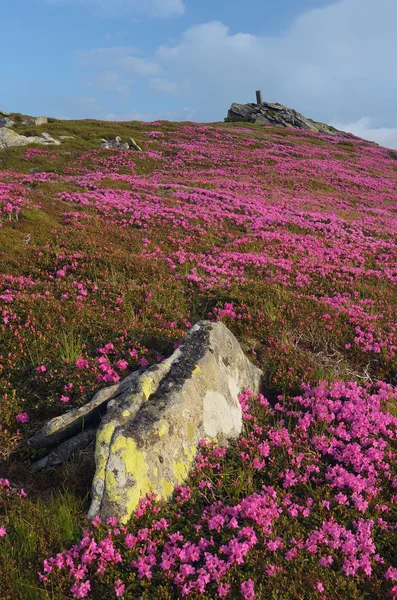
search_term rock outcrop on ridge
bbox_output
[225,101,346,136]
[29,321,263,523]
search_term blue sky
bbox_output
[2,0,397,147]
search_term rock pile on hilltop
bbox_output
[226,101,347,136]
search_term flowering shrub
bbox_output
[1,120,397,597]
[39,385,397,598]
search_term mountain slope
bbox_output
[0,119,397,599]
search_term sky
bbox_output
[1,0,397,148]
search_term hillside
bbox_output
[1,118,397,599]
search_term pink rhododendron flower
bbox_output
[16,412,29,423]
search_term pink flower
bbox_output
[241,579,256,600]
[218,582,231,597]
[385,567,397,581]
[16,412,29,423]
[138,358,149,367]
[116,359,128,371]
[60,395,70,403]
[35,365,47,373]
[76,358,89,369]
[114,579,125,597]
[314,582,325,593]
[0,526,7,537]
[70,580,91,598]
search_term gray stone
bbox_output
[0,117,15,128]
[225,101,348,136]
[59,135,76,140]
[21,118,35,126]
[0,128,60,150]
[88,320,262,523]
[29,321,262,524]
[40,132,61,145]
[35,116,48,126]
[30,428,96,473]
[120,143,130,150]
[29,369,144,449]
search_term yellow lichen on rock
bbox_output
[158,422,167,437]
[183,445,196,462]
[109,435,153,522]
[160,479,174,498]
[140,375,157,400]
[173,460,190,483]
[188,423,195,443]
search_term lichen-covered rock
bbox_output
[29,369,145,450]
[0,128,60,149]
[88,320,262,523]
[29,321,262,524]
[99,136,143,151]
[0,117,15,128]
[225,101,349,136]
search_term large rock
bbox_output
[89,320,262,523]
[29,321,262,524]
[0,117,15,128]
[225,101,349,136]
[0,128,60,149]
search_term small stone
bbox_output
[115,136,122,144]
[120,143,129,150]
[59,135,75,140]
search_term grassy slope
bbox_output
[0,119,397,599]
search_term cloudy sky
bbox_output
[1,0,397,147]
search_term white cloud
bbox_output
[76,47,161,77]
[331,117,397,150]
[85,70,133,97]
[73,0,397,146]
[149,77,179,96]
[101,106,195,122]
[42,0,185,18]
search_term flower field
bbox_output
[1,118,397,599]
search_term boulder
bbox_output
[89,320,262,523]
[225,101,348,136]
[0,128,60,149]
[29,321,262,524]
[40,132,61,145]
[35,116,48,126]
[0,117,15,128]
